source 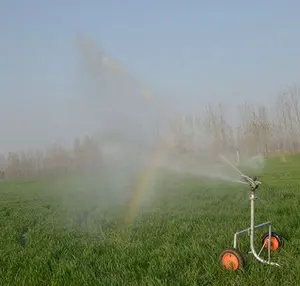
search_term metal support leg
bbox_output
[249,191,279,266]
[232,191,279,266]
[268,224,272,262]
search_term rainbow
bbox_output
[124,136,172,224]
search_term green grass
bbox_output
[0,155,300,285]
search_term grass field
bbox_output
[0,155,299,285]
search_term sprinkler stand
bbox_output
[219,175,283,270]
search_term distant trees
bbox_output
[168,84,300,159]
[1,84,300,180]
[1,136,101,180]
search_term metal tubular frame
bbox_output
[233,184,280,266]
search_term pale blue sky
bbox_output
[0,1,300,152]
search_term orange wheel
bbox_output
[262,232,282,251]
[219,248,244,271]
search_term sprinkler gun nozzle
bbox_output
[241,175,261,191]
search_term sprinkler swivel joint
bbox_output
[241,175,261,191]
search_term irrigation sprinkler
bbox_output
[77,37,284,270]
[219,157,283,271]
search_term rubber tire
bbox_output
[262,232,282,251]
[219,248,244,271]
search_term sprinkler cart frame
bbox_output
[219,173,283,271]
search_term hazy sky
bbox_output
[1,0,300,153]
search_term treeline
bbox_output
[0,136,101,180]
[168,84,300,159]
[1,84,300,180]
